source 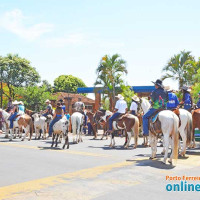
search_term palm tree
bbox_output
[94,54,127,109]
[162,50,196,89]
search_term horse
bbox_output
[191,108,200,148]
[109,113,139,149]
[71,112,84,143]
[86,111,98,139]
[140,97,193,156]
[94,110,113,140]
[51,117,69,149]
[1,109,33,141]
[139,98,180,164]
[32,113,47,139]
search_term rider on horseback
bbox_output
[197,92,200,108]
[130,95,140,116]
[108,94,127,133]
[142,79,168,136]
[74,98,87,126]
[9,100,20,132]
[180,86,193,111]
[48,102,64,137]
[166,87,179,110]
[42,99,53,116]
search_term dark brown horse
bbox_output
[192,108,200,147]
[86,111,98,139]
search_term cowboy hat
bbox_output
[19,101,24,105]
[45,99,50,103]
[152,79,164,88]
[12,100,20,105]
[164,86,173,91]
[116,94,124,100]
[182,86,191,92]
[132,95,140,102]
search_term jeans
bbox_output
[87,122,93,135]
[109,113,121,130]
[9,112,18,129]
[43,113,48,117]
[142,108,157,136]
[49,117,62,136]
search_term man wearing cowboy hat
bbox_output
[166,86,179,110]
[143,79,168,136]
[196,92,200,108]
[108,94,127,133]
[42,99,53,116]
[130,95,140,115]
[180,86,192,111]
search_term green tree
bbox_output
[191,66,200,103]
[94,54,127,109]
[162,50,198,89]
[16,85,52,111]
[120,85,135,109]
[54,75,86,93]
[0,54,40,99]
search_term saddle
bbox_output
[112,113,125,130]
[149,109,163,135]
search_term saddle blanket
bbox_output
[152,113,159,123]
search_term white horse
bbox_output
[140,98,179,164]
[71,112,84,144]
[141,98,193,157]
[32,113,47,139]
[51,117,69,149]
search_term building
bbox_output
[50,92,95,114]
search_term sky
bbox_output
[0,0,200,99]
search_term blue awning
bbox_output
[77,86,155,94]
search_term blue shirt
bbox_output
[65,114,70,120]
[167,92,179,109]
[61,105,66,113]
[197,98,200,108]
[18,105,25,112]
[183,93,192,105]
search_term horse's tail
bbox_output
[186,113,193,146]
[133,116,139,147]
[172,114,179,160]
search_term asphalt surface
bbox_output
[0,131,200,200]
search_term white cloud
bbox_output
[0,9,53,40]
[43,33,85,47]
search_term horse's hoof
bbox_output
[28,139,31,141]
[149,157,155,160]
[67,145,69,149]
[168,160,172,165]
[133,145,137,149]
[161,151,165,155]
[21,139,24,141]
[160,144,163,147]
[5,135,8,138]
[9,139,12,141]
[13,136,16,139]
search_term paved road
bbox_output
[0,132,200,200]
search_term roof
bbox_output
[51,92,95,105]
[77,86,155,94]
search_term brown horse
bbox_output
[86,111,98,139]
[192,108,200,147]
[109,113,139,148]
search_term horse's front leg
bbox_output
[149,133,157,159]
[55,134,59,147]
[9,129,13,141]
[179,129,186,157]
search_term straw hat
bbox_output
[45,99,50,103]
[182,86,191,92]
[132,95,140,102]
[12,100,20,105]
[116,94,124,100]
[19,101,24,105]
